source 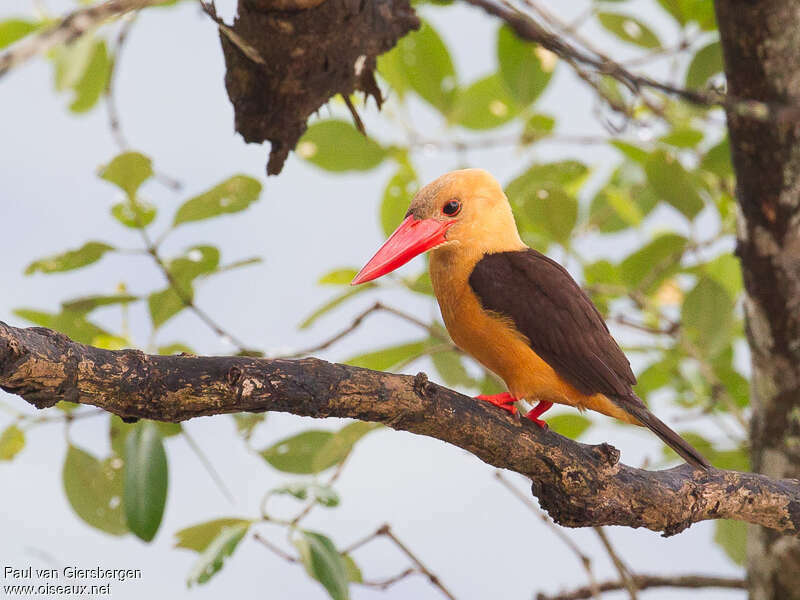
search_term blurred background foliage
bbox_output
[1,0,747,597]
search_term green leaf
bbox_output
[547,414,591,439]
[100,151,153,198]
[497,25,554,106]
[659,127,703,148]
[271,482,340,507]
[714,519,746,565]
[148,287,187,329]
[693,253,742,299]
[387,21,457,113]
[522,113,556,141]
[432,350,477,388]
[0,425,25,461]
[232,413,266,440]
[619,233,688,290]
[62,294,138,314]
[25,241,113,275]
[656,0,715,29]
[597,13,660,48]
[299,286,373,330]
[452,73,520,130]
[611,141,649,164]
[69,38,111,113]
[589,164,658,233]
[260,422,379,474]
[0,19,38,49]
[173,175,262,226]
[686,41,723,88]
[346,339,433,370]
[175,518,252,552]
[187,523,249,586]
[63,445,128,535]
[381,166,418,236]
[52,35,95,92]
[645,150,704,219]
[123,422,168,542]
[319,268,359,286]
[701,137,732,179]
[682,276,734,358]
[13,308,108,345]
[294,531,351,600]
[111,199,157,228]
[342,555,363,583]
[298,120,386,172]
[157,343,194,355]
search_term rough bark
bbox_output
[715,2,800,598]
[219,0,419,175]
[2,322,800,537]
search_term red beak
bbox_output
[351,215,452,285]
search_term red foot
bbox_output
[476,392,518,415]
[525,400,553,429]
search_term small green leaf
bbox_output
[432,350,477,388]
[187,523,249,586]
[63,445,128,535]
[619,233,688,290]
[69,38,111,113]
[645,150,704,219]
[271,482,340,507]
[294,531,351,600]
[298,121,386,172]
[123,422,168,542]
[232,413,266,440]
[686,41,723,88]
[148,287,187,329]
[701,137,732,179]
[319,268,359,286]
[497,25,554,106]
[0,425,25,461]
[111,199,157,228]
[299,286,373,330]
[700,253,742,298]
[62,294,138,314]
[522,113,556,141]
[260,422,379,474]
[92,334,129,350]
[158,343,194,355]
[52,35,95,92]
[589,164,658,233]
[386,21,457,113]
[342,555,363,583]
[597,12,660,48]
[0,19,38,49]
[173,175,262,226]
[714,519,746,566]
[452,73,520,130]
[659,127,703,148]
[381,167,417,237]
[682,276,734,358]
[175,518,252,552]
[100,152,153,198]
[547,414,591,439]
[25,242,113,275]
[345,340,433,371]
[13,308,108,344]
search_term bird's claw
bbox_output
[475,393,518,415]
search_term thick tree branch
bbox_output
[2,321,800,536]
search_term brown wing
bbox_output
[468,249,636,400]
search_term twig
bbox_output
[461,0,800,124]
[536,574,746,600]
[0,0,166,79]
[494,472,600,599]
[593,528,637,600]
[182,426,234,503]
[198,0,265,65]
[105,14,182,191]
[361,568,419,589]
[343,94,366,136]
[380,525,458,600]
[253,532,298,563]
[289,453,350,525]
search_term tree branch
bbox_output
[536,574,746,600]
[0,0,167,79]
[2,321,800,536]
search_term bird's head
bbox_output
[352,168,523,285]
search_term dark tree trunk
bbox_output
[715,2,800,598]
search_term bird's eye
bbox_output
[442,200,461,217]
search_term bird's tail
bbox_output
[612,396,711,471]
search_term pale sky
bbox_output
[0,1,744,598]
